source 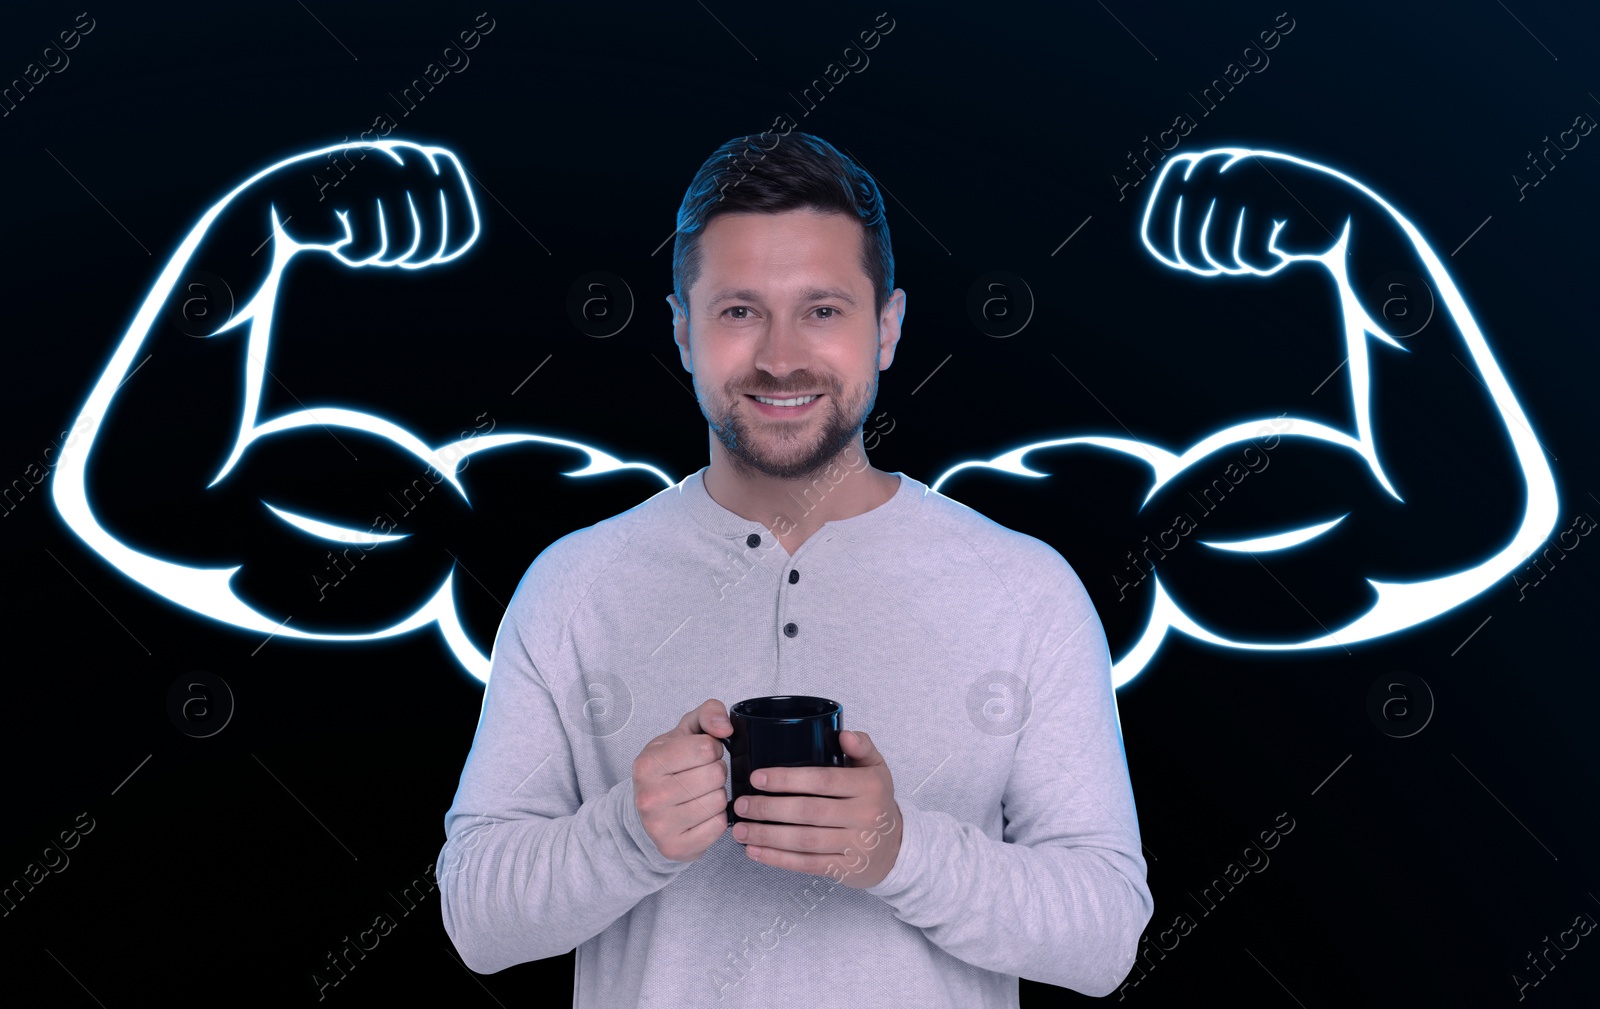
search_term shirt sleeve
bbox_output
[864,560,1153,997]
[437,561,692,975]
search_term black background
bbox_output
[3,2,1599,1005]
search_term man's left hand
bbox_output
[731,729,903,889]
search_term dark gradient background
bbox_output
[3,3,1598,1005]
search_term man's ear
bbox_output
[876,289,906,371]
[667,294,691,370]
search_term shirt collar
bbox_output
[676,465,925,541]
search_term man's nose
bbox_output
[753,314,809,378]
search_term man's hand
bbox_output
[632,699,733,863]
[731,729,903,890]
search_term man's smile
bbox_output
[746,393,823,417]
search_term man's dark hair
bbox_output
[671,132,894,318]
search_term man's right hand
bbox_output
[632,699,732,863]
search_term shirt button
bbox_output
[784,622,798,637]
[747,533,761,548]
[788,569,799,584]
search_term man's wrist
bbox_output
[864,794,919,899]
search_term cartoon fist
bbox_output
[1140,148,1376,278]
[264,141,480,269]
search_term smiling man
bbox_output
[439,132,1153,1005]
[669,203,903,553]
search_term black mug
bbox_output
[720,695,845,826]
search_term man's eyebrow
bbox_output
[705,288,762,308]
[802,287,858,307]
[705,287,859,308]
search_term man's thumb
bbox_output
[841,729,880,763]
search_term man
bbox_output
[438,132,1153,1005]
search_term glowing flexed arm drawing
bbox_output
[204,145,482,492]
[54,142,1555,690]
[51,142,671,682]
[937,148,1558,687]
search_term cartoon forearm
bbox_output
[1140,148,1554,542]
[49,141,676,684]
[942,148,1561,687]
[1123,147,1558,664]
[50,142,481,635]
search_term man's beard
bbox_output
[702,371,877,482]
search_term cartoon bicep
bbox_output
[1139,434,1442,644]
[219,423,468,631]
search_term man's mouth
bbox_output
[747,393,822,414]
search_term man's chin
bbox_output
[725,442,840,483]
[732,457,826,482]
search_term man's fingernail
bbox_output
[751,770,767,787]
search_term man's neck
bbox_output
[701,442,900,556]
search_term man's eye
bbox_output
[814,307,836,320]
[724,307,751,320]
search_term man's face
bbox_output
[670,208,903,481]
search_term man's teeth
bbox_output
[753,395,818,407]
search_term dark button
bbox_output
[746,533,761,548]
[783,622,798,637]
[788,569,799,584]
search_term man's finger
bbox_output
[755,764,861,798]
[737,794,854,831]
[641,734,723,778]
[675,698,731,737]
